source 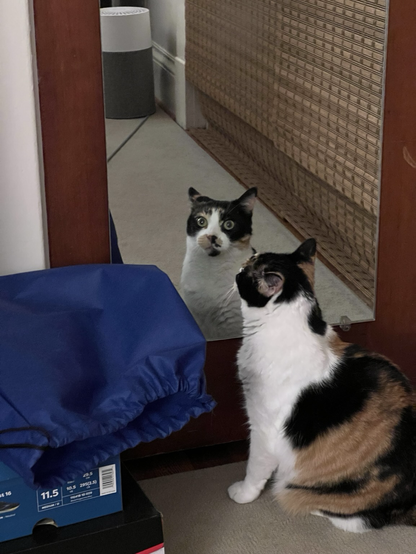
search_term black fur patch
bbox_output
[320,491,416,529]
[284,355,386,449]
[374,405,416,496]
[308,303,327,335]
[235,270,271,308]
[287,476,369,495]
[343,344,365,357]
[363,492,416,528]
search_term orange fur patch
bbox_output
[279,374,412,516]
[278,474,398,516]
[235,235,252,250]
[197,235,211,249]
[328,333,350,357]
[241,253,258,268]
[298,257,316,288]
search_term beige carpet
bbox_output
[107,109,373,327]
[140,462,416,554]
[105,117,147,160]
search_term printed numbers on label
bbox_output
[80,480,97,488]
[0,491,11,498]
[40,489,59,500]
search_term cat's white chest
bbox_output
[238,298,335,476]
[180,239,251,339]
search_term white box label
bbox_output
[99,464,117,496]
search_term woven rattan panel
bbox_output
[186,0,388,306]
[271,0,385,215]
[191,95,375,305]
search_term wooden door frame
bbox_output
[32,0,416,455]
[352,0,416,378]
[33,0,110,267]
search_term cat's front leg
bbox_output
[228,432,278,504]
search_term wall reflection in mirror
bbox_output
[101,0,387,341]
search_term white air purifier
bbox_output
[100,7,156,118]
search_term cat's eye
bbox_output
[224,220,235,230]
[196,216,207,227]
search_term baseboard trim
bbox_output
[151,41,205,129]
[152,41,176,77]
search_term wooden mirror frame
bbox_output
[33,0,416,455]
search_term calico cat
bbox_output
[180,187,257,341]
[228,238,416,532]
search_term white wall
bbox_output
[0,0,48,276]
[146,0,205,129]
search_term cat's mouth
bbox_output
[198,234,223,256]
[207,248,221,257]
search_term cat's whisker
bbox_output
[224,282,239,302]
[224,282,236,296]
[222,282,238,306]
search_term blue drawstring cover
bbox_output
[0,265,215,488]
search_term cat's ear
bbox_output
[188,187,202,202]
[293,238,317,263]
[237,187,257,213]
[294,239,316,288]
[262,272,284,297]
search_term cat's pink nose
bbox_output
[206,235,218,244]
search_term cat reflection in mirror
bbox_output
[229,238,416,532]
[180,187,257,341]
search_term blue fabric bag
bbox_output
[0,265,215,489]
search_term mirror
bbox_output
[101,1,386,342]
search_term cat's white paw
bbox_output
[310,510,325,517]
[228,481,260,504]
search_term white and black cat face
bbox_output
[236,239,318,308]
[236,239,326,334]
[186,187,257,256]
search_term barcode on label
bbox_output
[99,464,117,496]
